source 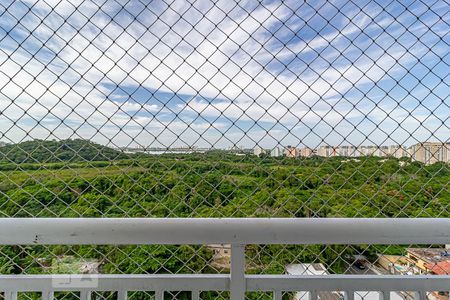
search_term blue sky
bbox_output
[0,0,448,149]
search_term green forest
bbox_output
[0,139,448,299]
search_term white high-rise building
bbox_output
[270,147,283,157]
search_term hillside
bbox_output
[0,139,128,163]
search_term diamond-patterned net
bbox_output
[0,0,449,297]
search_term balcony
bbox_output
[0,218,448,300]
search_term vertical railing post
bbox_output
[4,291,17,300]
[414,291,425,300]
[42,291,54,300]
[80,291,91,300]
[155,290,164,300]
[117,290,127,300]
[344,291,354,300]
[231,244,245,300]
[273,291,282,300]
[380,291,390,300]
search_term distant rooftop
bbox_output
[407,248,450,263]
[425,261,450,275]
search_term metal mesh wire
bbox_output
[0,0,449,297]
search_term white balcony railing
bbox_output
[0,218,449,300]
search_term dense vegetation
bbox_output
[0,139,128,164]
[0,140,448,299]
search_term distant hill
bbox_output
[0,139,128,163]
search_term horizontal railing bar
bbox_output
[0,218,448,245]
[0,275,449,293]
[0,274,229,291]
[246,275,450,291]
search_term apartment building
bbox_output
[299,147,315,157]
[387,145,409,158]
[270,147,283,157]
[338,145,357,157]
[317,145,338,157]
[356,145,378,156]
[259,142,449,165]
[409,142,449,165]
[285,146,300,157]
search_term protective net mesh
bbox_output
[0,0,449,298]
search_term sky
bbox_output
[0,0,448,149]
